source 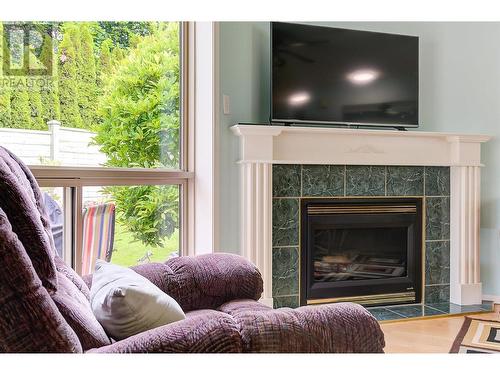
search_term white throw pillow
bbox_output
[90,260,185,340]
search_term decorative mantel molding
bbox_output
[232,124,492,307]
[232,125,491,166]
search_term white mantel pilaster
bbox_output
[232,124,492,307]
[241,162,273,307]
[450,166,482,304]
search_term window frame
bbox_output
[30,22,193,274]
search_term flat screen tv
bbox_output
[271,22,419,128]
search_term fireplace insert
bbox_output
[300,197,423,307]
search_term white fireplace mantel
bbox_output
[231,124,492,307]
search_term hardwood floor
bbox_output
[381,304,500,353]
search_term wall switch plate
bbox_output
[223,94,230,115]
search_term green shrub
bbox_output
[1,21,157,131]
[0,24,11,126]
[95,23,180,248]
[78,24,98,128]
[92,22,153,50]
[9,78,32,129]
[28,83,45,130]
[108,184,178,247]
[39,33,61,123]
[0,87,11,126]
[97,39,113,81]
[58,23,83,128]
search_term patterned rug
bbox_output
[450,317,500,353]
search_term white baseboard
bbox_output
[483,294,500,303]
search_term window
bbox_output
[81,185,180,269]
[1,21,191,274]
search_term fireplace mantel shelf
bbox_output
[231,124,491,141]
[232,124,492,307]
[231,124,491,166]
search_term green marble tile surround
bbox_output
[272,164,451,309]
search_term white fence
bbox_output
[0,121,107,203]
[0,120,106,167]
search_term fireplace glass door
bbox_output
[313,226,408,282]
[300,198,423,307]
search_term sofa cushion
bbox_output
[0,147,58,291]
[87,309,242,353]
[218,299,385,353]
[0,208,81,352]
[83,254,264,313]
[55,256,91,301]
[52,271,111,350]
[90,260,185,340]
[164,253,263,311]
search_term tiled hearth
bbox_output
[272,164,451,309]
[367,301,494,321]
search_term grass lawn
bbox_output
[110,222,179,267]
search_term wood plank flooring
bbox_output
[381,304,500,353]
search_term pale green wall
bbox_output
[218,22,500,297]
[218,22,270,254]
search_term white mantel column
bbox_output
[241,162,273,307]
[450,165,482,305]
[234,126,282,307]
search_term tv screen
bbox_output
[271,22,419,127]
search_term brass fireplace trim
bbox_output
[298,196,426,307]
[307,205,417,215]
[306,291,416,307]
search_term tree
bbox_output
[92,21,153,50]
[129,34,142,49]
[27,81,45,129]
[1,22,46,129]
[0,86,11,126]
[78,23,98,127]
[110,46,126,65]
[39,32,60,123]
[1,21,157,130]
[0,22,61,128]
[58,23,83,128]
[95,38,112,105]
[95,23,180,247]
[98,39,113,77]
[0,23,11,126]
[9,78,32,128]
[19,48,46,130]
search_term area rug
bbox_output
[450,317,500,353]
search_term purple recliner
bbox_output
[0,146,385,353]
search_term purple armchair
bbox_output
[0,146,385,353]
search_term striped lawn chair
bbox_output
[81,203,116,275]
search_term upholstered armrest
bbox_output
[86,310,242,353]
[83,253,263,312]
[218,300,385,353]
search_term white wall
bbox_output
[218,22,500,297]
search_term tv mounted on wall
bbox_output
[271,22,419,129]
